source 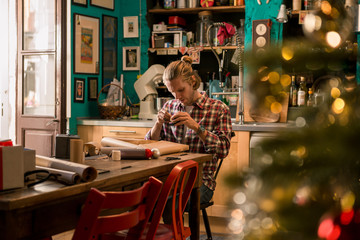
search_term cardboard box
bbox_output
[0,145,24,190]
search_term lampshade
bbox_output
[276,4,288,23]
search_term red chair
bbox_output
[72,176,163,240]
[146,160,199,240]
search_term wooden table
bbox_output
[0,153,212,240]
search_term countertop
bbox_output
[77,117,293,132]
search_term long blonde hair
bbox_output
[162,56,201,90]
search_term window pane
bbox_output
[23,55,55,116]
[23,0,55,50]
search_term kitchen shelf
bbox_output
[148,45,239,52]
[148,5,245,15]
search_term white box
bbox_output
[153,24,167,32]
[0,146,24,190]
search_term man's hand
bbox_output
[156,109,171,125]
[170,112,198,131]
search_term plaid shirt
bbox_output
[145,92,232,190]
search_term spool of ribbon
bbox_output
[112,150,121,161]
[200,0,214,7]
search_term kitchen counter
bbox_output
[77,118,293,132]
[77,118,156,128]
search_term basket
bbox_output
[97,83,127,119]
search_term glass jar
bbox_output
[196,11,214,46]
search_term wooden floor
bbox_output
[53,215,230,240]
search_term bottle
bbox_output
[289,75,297,107]
[304,0,313,10]
[297,76,308,107]
[196,11,214,46]
[238,19,245,46]
[314,89,324,106]
[307,88,314,107]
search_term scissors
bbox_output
[165,156,181,161]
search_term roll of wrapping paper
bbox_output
[36,166,81,185]
[100,137,144,149]
[101,147,152,160]
[70,139,84,164]
[36,155,97,182]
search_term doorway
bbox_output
[16,0,67,156]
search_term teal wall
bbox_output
[244,0,282,50]
[70,0,149,134]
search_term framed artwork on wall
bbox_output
[72,0,87,7]
[90,0,114,10]
[88,77,98,101]
[123,16,139,38]
[73,14,99,74]
[123,46,140,71]
[74,78,85,103]
[102,15,118,91]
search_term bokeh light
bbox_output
[259,199,275,212]
[280,74,291,87]
[270,102,282,114]
[261,217,274,229]
[332,98,345,114]
[326,31,341,48]
[341,191,355,211]
[295,117,307,127]
[268,71,280,84]
[340,209,354,225]
[233,192,247,205]
[281,46,294,61]
[321,1,332,15]
[231,208,245,220]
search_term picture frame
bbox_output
[74,78,85,103]
[88,77,98,101]
[90,0,114,10]
[72,0,87,7]
[123,16,139,38]
[73,14,99,74]
[123,46,140,71]
[299,11,307,25]
[102,15,118,91]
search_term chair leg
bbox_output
[202,209,212,240]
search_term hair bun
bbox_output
[181,56,193,65]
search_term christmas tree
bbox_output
[226,1,360,239]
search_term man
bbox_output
[145,56,232,223]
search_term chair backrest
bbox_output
[214,131,235,180]
[72,176,163,240]
[146,160,199,240]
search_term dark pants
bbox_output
[162,184,214,224]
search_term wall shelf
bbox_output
[148,5,245,15]
[148,45,239,52]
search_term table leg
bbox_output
[189,186,200,240]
